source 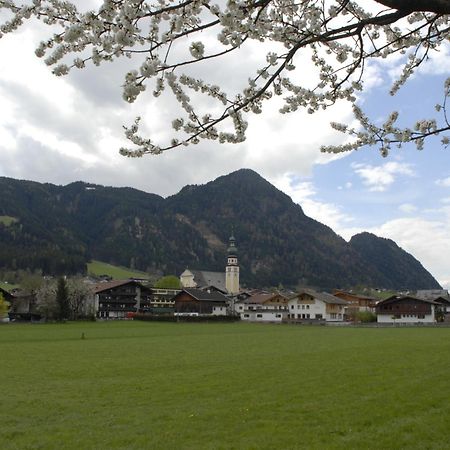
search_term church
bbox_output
[179,234,240,295]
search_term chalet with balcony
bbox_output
[287,289,348,322]
[93,280,153,319]
[333,290,376,319]
[173,288,228,316]
[376,295,438,324]
[235,292,288,322]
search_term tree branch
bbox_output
[374,0,450,14]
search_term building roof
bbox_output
[178,288,229,303]
[333,290,376,301]
[180,269,194,278]
[292,289,349,305]
[191,270,226,290]
[241,292,287,305]
[0,286,15,300]
[377,295,440,306]
[415,289,449,300]
[93,279,151,294]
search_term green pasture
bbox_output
[86,260,150,280]
[1,322,450,449]
[0,215,18,227]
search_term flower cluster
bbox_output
[1,0,449,155]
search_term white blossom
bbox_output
[0,0,448,155]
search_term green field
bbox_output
[1,322,450,449]
[0,215,18,226]
[86,260,150,280]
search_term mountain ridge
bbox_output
[0,170,441,290]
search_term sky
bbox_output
[0,3,449,289]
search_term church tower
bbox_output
[225,233,240,295]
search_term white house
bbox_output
[287,289,348,322]
[236,292,288,322]
[376,295,438,324]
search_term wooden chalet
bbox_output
[376,295,438,323]
[173,288,228,316]
[6,289,40,322]
[333,290,376,314]
[93,280,153,319]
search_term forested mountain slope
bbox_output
[0,171,441,289]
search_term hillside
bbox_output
[349,232,439,290]
[0,170,441,289]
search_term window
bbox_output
[244,314,249,318]
[291,305,294,310]
[316,314,323,319]
[306,305,310,309]
[418,314,425,319]
[306,314,310,319]
[276,314,281,318]
[257,314,262,318]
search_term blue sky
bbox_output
[0,3,448,288]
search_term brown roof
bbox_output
[377,295,440,306]
[93,279,151,294]
[175,288,228,303]
[242,292,288,305]
[292,289,348,305]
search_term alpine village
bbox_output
[1,170,448,326]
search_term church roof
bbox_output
[191,270,226,290]
[180,269,194,277]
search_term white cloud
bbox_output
[436,177,450,187]
[271,174,354,232]
[368,217,450,290]
[398,203,418,214]
[351,161,415,192]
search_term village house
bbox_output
[287,289,348,322]
[173,288,229,316]
[235,292,288,322]
[333,290,376,319]
[4,287,41,322]
[414,290,450,322]
[150,287,179,314]
[93,280,153,319]
[376,295,439,324]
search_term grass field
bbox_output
[1,322,450,449]
[86,260,150,280]
[0,215,18,227]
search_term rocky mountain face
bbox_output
[0,170,441,290]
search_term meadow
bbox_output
[1,322,450,449]
[86,260,150,280]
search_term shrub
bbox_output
[355,311,377,323]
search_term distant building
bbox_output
[7,289,40,322]
[179,233,240,295]
[225,233,239,295]
[376,295,438,324]
[93,280,153,319]
[173,288,228,316]
[236,292,288,322]
[287,289,348,322]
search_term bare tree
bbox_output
[0,0,449,156]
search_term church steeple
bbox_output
[225,232,239,295]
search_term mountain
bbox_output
[349,232,440,290]
[0,170,441,290]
